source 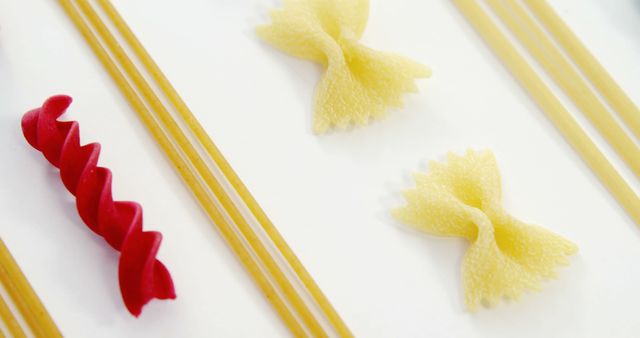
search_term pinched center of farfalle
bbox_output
[256,0,431,133]
[393,150,577,310]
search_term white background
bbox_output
[1,0,640,337]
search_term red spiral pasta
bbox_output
[21,95,175,316]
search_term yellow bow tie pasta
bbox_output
[393,150,577,310]
[256,0,431,133]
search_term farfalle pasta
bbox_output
[393,150,577,310]
[256,0,431,133]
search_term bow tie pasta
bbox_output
[394,150,577,310]
[257,0,431,133]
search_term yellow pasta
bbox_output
[394,150,577,310]
[257,0,431,133]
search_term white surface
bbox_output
[1,0,640,337]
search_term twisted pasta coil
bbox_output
[394,150,577,310]
[21,95,175,316]
[257,0,431,133]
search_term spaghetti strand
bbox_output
[485,0,640,178]
[0,294,26,338]
[524,0,640,141]
[453,0,640,226]
[0,239,61,338]
[95,0,352,335]
[73,0,325,335]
